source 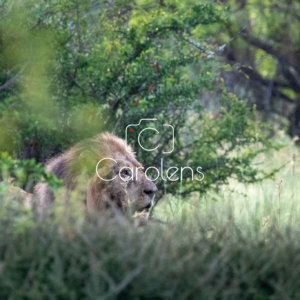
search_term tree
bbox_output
[0,0,278,199]
[219,0,300,137]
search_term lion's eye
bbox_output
[121,169,131,177]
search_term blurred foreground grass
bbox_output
[1,202,300,299]
[1,133,300,299]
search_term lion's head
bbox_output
[85,133,157,215]
[37,132,157,218]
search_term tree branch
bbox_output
[0,64,27,92]
[240,29,300,72]
[239,67,295,103]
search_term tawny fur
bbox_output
[4,184,33,208]
[33,132,157,217]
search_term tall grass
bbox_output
[0,134,300,299]
[155,133,300,234]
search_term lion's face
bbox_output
[88,151,157,216]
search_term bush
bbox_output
[0,0,280,199]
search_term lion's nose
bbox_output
[143,183,157,198]
[143,179,157,199]
[143,189,156,197]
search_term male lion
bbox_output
[33,132,157,219]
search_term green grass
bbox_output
[1,134,300,299]
[1,201,300,299]
[155,133,300,235]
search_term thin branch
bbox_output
[177,33,234,58]
[240,66,295,103]
[240,29,300,71]
[66,72,85,95]
[112,109,127,134]
[0,64,27,92]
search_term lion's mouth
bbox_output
[137,203,152,213]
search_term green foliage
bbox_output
[0,0,281,198]
[0,152,63,189]
[217,0,300,136]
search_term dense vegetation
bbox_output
[0,0,299,299]
[0,0,282,198]
[1,192,300,300]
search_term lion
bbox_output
[3,182,33,208]
[33,132,157,220]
